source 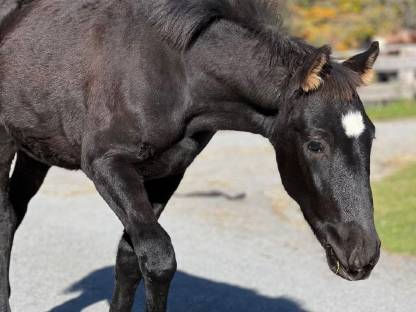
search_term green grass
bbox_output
[373,163,416,255]
[366,100,416,121]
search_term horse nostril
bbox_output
[353,256,362,270]
[348,249,362,270]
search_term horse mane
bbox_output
[142,0,364,100]
[0,0,33,42]
[2,0,359,101]
[0,0,20,31]
[141,0,314,69]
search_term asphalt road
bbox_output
[9,119,416,312]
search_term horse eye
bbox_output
[308,141,324,153]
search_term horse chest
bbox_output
[140,133,213,179]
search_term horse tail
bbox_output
[0,0,32,41]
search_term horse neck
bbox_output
[184,20,303,138]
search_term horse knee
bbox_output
[143,255,177,283]
[138,232,177,283]
[145,254,176,283]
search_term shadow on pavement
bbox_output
[49,266,309,312]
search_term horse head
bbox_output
[271,42,381,281]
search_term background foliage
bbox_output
[279,0,416,50]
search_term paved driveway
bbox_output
[10,119,416,312]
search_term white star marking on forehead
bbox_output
[342,111,365,138]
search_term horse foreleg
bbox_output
[110,174,184,312]
[111,176,184,311]
[84,155,177,312]
[110,231,142,312]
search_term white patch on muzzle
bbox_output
[342,111,365,138]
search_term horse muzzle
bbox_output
[323,222,381,281]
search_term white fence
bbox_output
[339,44,416,105]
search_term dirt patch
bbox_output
[265,187,309,230]
[372,155,416,181]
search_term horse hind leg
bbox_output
[0,150,50,312]
[9,151,50,228]
[0,127,16,312]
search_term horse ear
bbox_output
[300,45,331,93]
[343,41,380,85]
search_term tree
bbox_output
[282,0,415,50]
